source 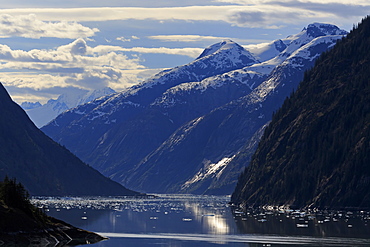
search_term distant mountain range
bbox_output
[42,23,347,194]
[0,83,137,196]
[21,87,116,128]
[231,17,370,209]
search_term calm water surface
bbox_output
[32,195,370,247]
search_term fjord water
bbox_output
[33,195,370,247]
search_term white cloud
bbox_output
[91,45,204,58]
[148,35,232,42]
[116,36,132,42]
[0,39,156,103]
[2,68,161,104]
[0,38,202,103]
[1,1,368,104]
[0,6,229,22]
[57,38,89,55]
[0,38,203,103]
[0,39,144,71]
[1,3,365,29]
[216,0,370,20]
[116,35,141,42]
[1,0,223,8]
[0,6,300,29]
[2,73,67,91]
[148,34,269,44]
[0,14,98,39]
[224,5,338,28]
[118,47,203,58]
[265,0,370,19]
[215,0,370,4]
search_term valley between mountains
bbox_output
[41,23,348,195]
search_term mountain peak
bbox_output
[20,101,42,110]
[286,23,347,44]
[0,83,12,103]
[197,39,249,59]
[305,22,348,37]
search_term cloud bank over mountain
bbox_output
[0,0,367,104]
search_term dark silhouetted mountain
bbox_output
[231,17,370,209]
[0,83,138,196]
[42,24,347,194]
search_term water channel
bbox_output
[32,194,370,246]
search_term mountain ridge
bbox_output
[121,34,344,194]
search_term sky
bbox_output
[1,0,369,104]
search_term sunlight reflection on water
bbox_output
[32,195,370,247]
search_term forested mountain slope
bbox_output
[232,17,370,209]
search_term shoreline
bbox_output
[0,224,107,246]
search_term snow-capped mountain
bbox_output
[42,23,347,194]
[21,101,42,110]
[121,34,345,194]
[66,39,257,121]
[246,22,346,63]
[22,87,116,128]
[43,40,258,160]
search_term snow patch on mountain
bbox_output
[282,23,347,56]
[79,87,116,106]
[306,23,348,36]
[171,116,204,146]
[181,155,236,189]
[246,39,287,62]
[200,40,257,69]
[249,35,345,105]
[197,40,255,60]
[287,35,343,63]
[125,40,257,95]
[151,67,267,108]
